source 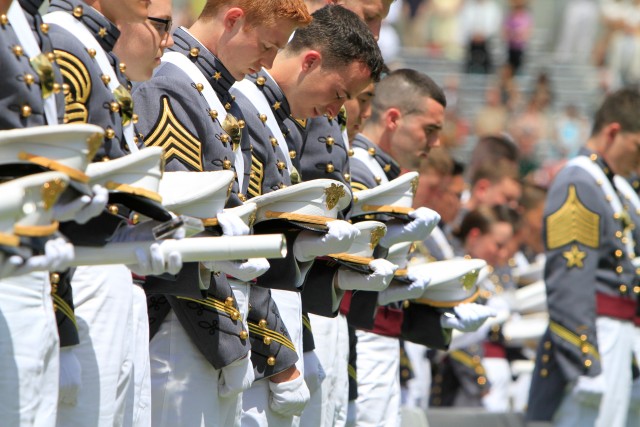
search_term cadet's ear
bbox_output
[301,50,322,73]
[223,7,246,32]
[384,108,401,131]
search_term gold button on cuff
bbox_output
[40,23,49,33]
[225,297,234,307]
[258,319,267,328]
[109,102,120,112]
[222,159,232,170]
[267,356,276,366]
[24,74,34,85]
[326,137,335,146]
[105,128,115,139]
[21,105,32,118]
[87,48,96,58]
[326,163,335,173]
[348,149,354,157]
[263,336,272,345]
[108,205,119,215]
[239,330,248,340]
[50,273,60,284]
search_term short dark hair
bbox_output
[369,69,446,122]
[285,5,384,82]
[454,205,516,243]
[592,87,640,135]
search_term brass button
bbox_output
[348,149,354,157]
[21,105,32,118]
[73,6,83,17]
[12,45,23,57]
[132,114,139,124]
[267,356,276,366]
[189,47,200,57]
[270,137,278,147]
[108,204,119,215]
[131,213,140,225]
[52,83,61,94]
[477,376,487,385]
[209,110,218,119]
[634,286,640,294]
[87,48,97,58]
[62,83,70,95]
[222,159,232,170]
[259,114,267,123]
[279,183,287,189]
[590,153,598,161]
[289,150,296,159]
[40,23,49,34]
[615,249,623,258]
[225,297,234,307]
[263,336,272,345]
[343,173,351,181]
[540,369,548,378]
[374,176,382,184]
[238,193,247,202]
[581,345,589,354]
[105,128,115,139]
[100,74,111,85]
[616,231,623,238]
[542,355,549,363]
[614,212,621,220]
[326,163,335,173]
[50,273,60,284]
[195,83,204,92]
[620,284,628,293]
[239,330,248,340]
[238,119,245,129]
[230,311,240,321]
[109,102,120,113]
[258,319,267,328]
[585,359,592,368]
[277,161,285,170]
[119,63,126,73]
[580,334,587,341]
[616,266,623,274]
[224,103,231,110]
[368,147,376,156]
[326,136,335,146]
[544,341,551,350]
[403,300,410,308]
[220,134,230,143]
[256,76,266,86]
[0,14,7,25]
[24,74,34,85]
[47,52,56,63]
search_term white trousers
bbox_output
[123,284,151,427]
[300,313,350,427]
[0,271,59,427]
[354,331,401,427]
[402,341,431,412]
[626,326,640,427]
[482,357,512,412]
[554,316,634,427]
[149,310,242,427]
[57,264,134,427]
[242,290,303,427]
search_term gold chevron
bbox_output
[144,96,204,171]
[248,154,264,198]
[547,185,600,250]
[55,49,91,123]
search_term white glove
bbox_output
[294,220,360,262]
[58,347,82,405]
[336,258,397,291]
[303,350,326,395]
[218,354,255,398]
[572,374,605,407]
[0,237,74,278]
[440,303,497,332]
[377,272,431,305]
[53,184,109,224]
[379,207,440,248]
[268,373,311,417]
[217,211,249,236]
[203,258,270,282]
[129,242,183,276]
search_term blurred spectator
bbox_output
[602,0,640,88]
[460,0,503,74]
[497,64,522,111]
[554,0,600,64]
[553,104,591,159]
[474,84,509,137]
[503,0,533,75]
[424,0,464,59]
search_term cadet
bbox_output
[45,1,181,425]
[132,1,323,426]
[527,88,640,427]
[232,5,387,425]
[342,69,495,425]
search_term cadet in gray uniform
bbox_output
[527,88,640,427]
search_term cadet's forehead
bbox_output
[341,0,389,19]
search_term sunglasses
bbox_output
[147,16,172,38]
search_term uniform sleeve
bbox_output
[52,269,79,347]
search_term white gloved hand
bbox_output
[217,211,249,236]
[440,303,497,332]
[268,373,311,417]
[294,220,360,262]
[129,242,182,276]
[0,237,74,278]
[52,184,109,224]
[379,207,440,248]
[336,258,397,292]
[203,258,270,282]
[58,346,82,405]
[572,374,605,408]
[377,272,431,305]
[218,354,255,398]
[303,350,326,394]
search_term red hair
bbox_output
[199,0,312,27]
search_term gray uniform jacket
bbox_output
[527,148,640,421]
